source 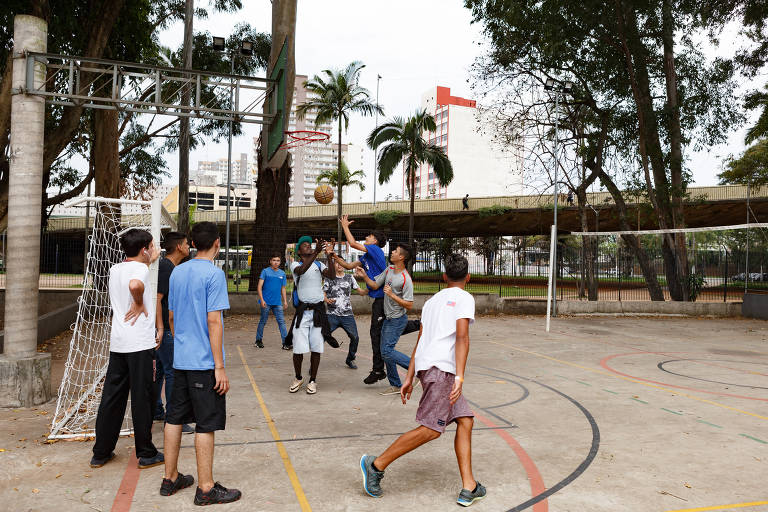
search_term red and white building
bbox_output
[402,86,523,200]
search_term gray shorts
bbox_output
[415,366,474,433]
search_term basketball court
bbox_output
[1,313,767,511]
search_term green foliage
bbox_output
[478,205,512,218]
[687,271,707,302]
[718,138,768,186]
[373,210,402,225]
[316,158,365,191]
[188,202,198,228]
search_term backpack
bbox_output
[292,260,322,307]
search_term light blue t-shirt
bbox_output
[291,260,326,304]
[259,267,287,306]
[169,259,230,370]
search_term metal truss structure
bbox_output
[20,52,275,124]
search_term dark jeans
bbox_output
[328,314,359,364]
[381,315,411,387]
[154,330,174,415]
[370,298,385,373]
[93,349,158,459]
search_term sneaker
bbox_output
[89,451,115,468]
[193,482,242,506]
[138,452,165,469]
[181,423,195,434]
[160,472,195,496]
[360,454,384,498]
[363,371,386,385]
[306,381,317,394]
[346,360,358,370]
[289,377,303,393]
[379,386,401,396]
[457,482,487,507]
[254,339,264,348]
[281,343,292,351]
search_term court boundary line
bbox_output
[110,451,140,512]
[665,499,768,512]
[487,341,768,421]
[237,346,311,512]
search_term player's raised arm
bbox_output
[340,215,366,252]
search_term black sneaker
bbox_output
[254,339,264,348]
[160,472,195,496]
[138,452,165,469]
[363,371,386,385]
[346,360,358,370]
[282,343,292,351]
[89,451,115,468]
[194,482,242,506]
[457,482,487,507]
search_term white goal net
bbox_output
[49,197,166,440]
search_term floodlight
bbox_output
[564,81,574,93]
[544,78,555,91]
[240,41,253,56]
[212,36,225,52]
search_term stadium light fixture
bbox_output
[544,78,555,91]
[240,40,253,56]
[212,36,226,52]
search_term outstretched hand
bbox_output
[325,238,336,255]
[340,214,354,229]
[313,238,324,255]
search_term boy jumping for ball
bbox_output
[359,254,486,507]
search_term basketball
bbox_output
[314,184,334,204]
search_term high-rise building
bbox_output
[195,153,249,186]
[402,86,523,200]
[253,74,364,206]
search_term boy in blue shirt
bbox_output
[339,215,421,385]
[161,222,241,506]
[255,252,288,349]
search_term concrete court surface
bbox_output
[1,313,768,512]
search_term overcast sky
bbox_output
[157,0,755,200]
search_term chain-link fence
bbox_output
[4,220,765,302]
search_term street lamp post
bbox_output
[214,36,253,284]
[373,74,381,205]
[544,78,572,317]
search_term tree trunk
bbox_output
[336,116,342,251]
[250,0,296,289]
[597,167,665,300]
[93,110,120,200]
[176,0,194,234]
[577,190,598,301]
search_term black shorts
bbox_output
[166,369,226,433]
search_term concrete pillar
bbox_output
[0,15,51,407]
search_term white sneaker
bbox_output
[289,378,303,393]
[379,386,401,396]
[306,381,317,394]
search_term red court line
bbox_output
[111,451,140,512]
[600,352,768,402]
[473,410,548,512]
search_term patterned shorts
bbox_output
[415,366,474,433]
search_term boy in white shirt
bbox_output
[91,229,164,470]
[360,254,486,507]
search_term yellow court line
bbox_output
[666,499,768,511]
[237,346,312,512]
[487,341,768,421]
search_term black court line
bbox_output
[482,379,530,409]
[159,425,519,450]
[658,359,768,391]
[477,366,601,512]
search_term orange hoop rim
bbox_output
[279,130,331,149]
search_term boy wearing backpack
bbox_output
[284,236,340,394]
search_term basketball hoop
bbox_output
[279,130,330,149]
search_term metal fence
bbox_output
[3,222,766,303]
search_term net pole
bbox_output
[150,197,161,309]
[545,224,556,332]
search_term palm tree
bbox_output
[316,158,366,192]
[296,61,382,248]
[367,109,453,249]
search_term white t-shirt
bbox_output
[109,261,157,353]
[291,260,326,304]
[414,287,475,374]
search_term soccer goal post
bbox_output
[48,197,172,440]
